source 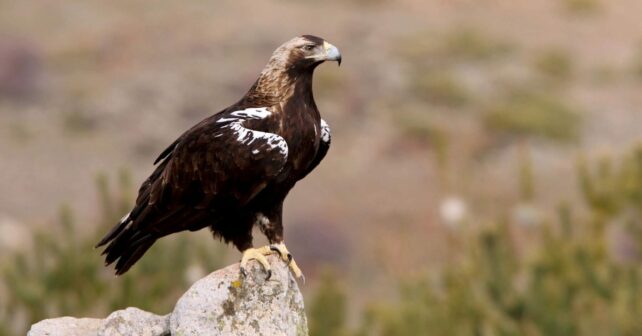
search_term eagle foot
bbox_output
[239,246,273,281]
[269,243,305,283]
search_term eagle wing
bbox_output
[152,107,288,213]
[300,119,331,179]
[96,107,288,274]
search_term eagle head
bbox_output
[248,35,341,102]
[269,35,342,73]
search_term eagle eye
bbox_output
[301,44,315,51]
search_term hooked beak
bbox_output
[323,41,342,66]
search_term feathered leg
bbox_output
[256,206,305,281]
[230,224,275,280]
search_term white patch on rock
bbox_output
[218,107,288,158]
[320,119,331,143]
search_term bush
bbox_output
[395,28,513,65]
[441,28,513,62]
[484,90,582,142]
[563,0,603,16]
[0,171,226,334]
[309,270,349,336]
[534,48,574,82]
[61,108,100,135]
[410,71,471,107]
[358,146,642,335]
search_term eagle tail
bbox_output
[96,213,157,276]
[102,230,156,276]
[113,236,155,276]
[95,213,131,248]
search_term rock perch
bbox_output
[28,255,308,336]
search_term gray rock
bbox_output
[99,308,169,336]
[171,254,308,336]
[28,317,103,336]
[28,308,168,336]
[28,255,308,336]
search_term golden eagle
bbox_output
[96,35,341,280]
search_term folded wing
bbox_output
[96,107,288,275]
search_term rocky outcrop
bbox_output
[28,317,104,336]
[28,255,308,336]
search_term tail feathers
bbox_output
[95,213,131,248]
[97,213,157,275]
[113,238,155,276]
[102,229,156,275]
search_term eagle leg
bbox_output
[239,246,273,280]
[269,243,304,283]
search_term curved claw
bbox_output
[239,246,272,280]
[270,245,280,254]
[269,243,304,280]
[270,245,294,264]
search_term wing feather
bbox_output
[96,107,288,274]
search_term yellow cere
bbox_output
[323,41,333,52]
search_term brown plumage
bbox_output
[96,35,341,276]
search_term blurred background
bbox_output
[1,0,642,335]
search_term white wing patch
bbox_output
[119,213,131,224]
[320,119,331,143]
[217,107,288,158]
[255,213,270,229]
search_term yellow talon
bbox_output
[269,243,304,281]
[239,246,273,280]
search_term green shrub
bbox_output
[358,146,642,335]
[534,48,574,82]
[0,171,226,333]
[484,91,582,142]
[61,108,99,135]
[309,269,349,336]
[411,72,471,107]
[395,28,512,65]
[563,0,603,16]
[441,28,513,62]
